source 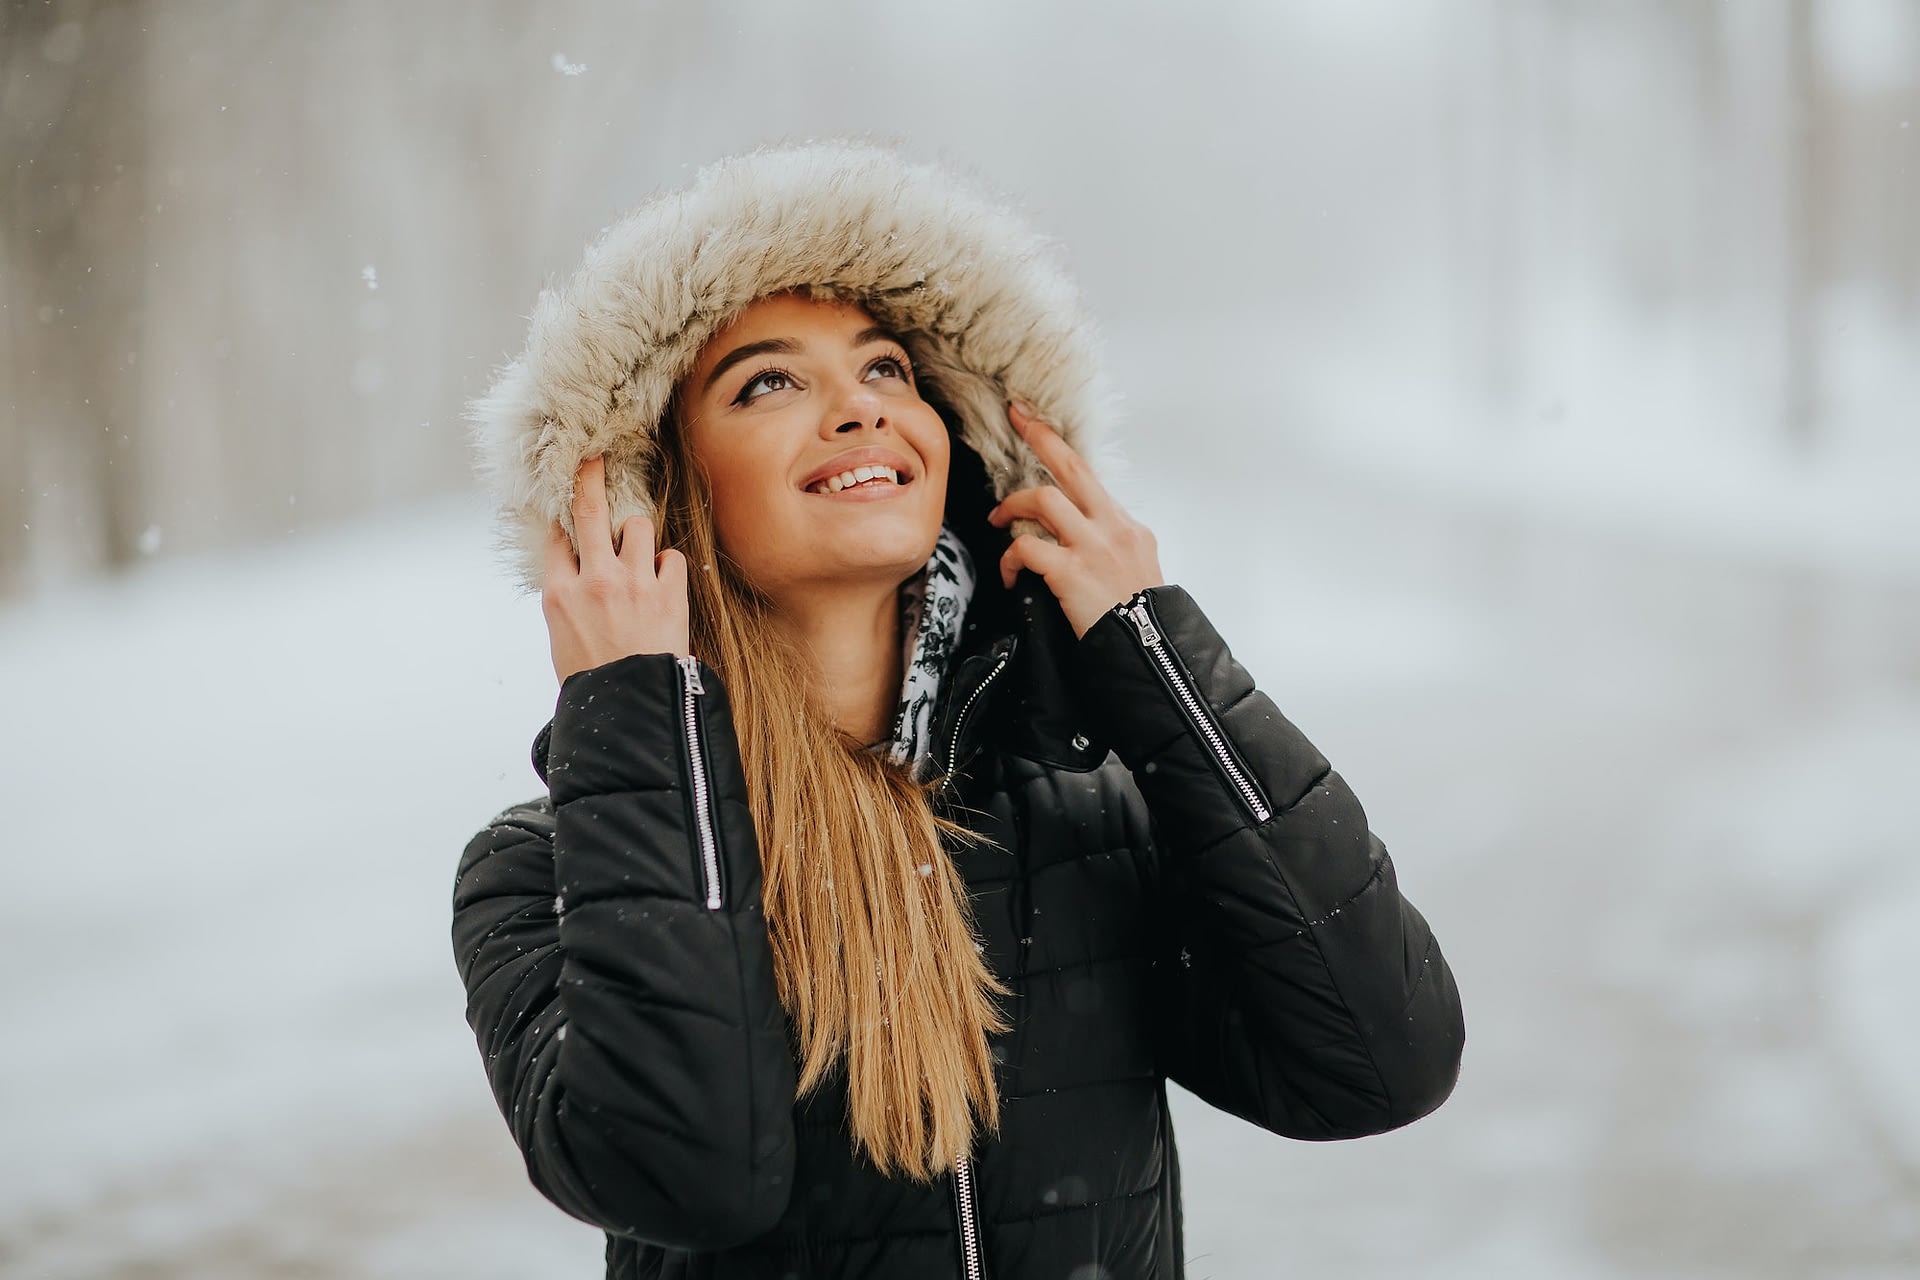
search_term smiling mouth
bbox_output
[805,465,910,495]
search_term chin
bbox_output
[816,511,940,565]
[752,525,942,597]
[833,542,940,585]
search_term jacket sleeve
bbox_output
[1073,584,1464,1140]
[450,651,796,1248]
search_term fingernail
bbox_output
[1011,401,1033,417]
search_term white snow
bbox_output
[4,439,1918,1275]
[0,493,603,1275]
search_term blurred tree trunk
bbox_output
[1683,0,1728,300]
[1904,13,1919,314]
[0,0,148,592]
[1482,0,1522,423]
[1784,0,1819,450]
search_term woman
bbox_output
[454,142,1464,1280]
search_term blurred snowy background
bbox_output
[3,1,1917,1276]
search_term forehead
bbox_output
[689,294,884,376]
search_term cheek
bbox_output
[916,419,952,493]
[691,437,781,554]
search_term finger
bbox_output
[1009,402,1114,519]
[655,550,691,655]
[543,517,578,582]
[614,514,656,569]
[988,485,1094,540]
[569,454,615,570]
[654,547,688,594]
[999,532,1069,591]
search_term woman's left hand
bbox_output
[988,401,1166,639]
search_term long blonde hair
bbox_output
[651,404,1009,1181]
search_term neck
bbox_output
[775,579,905,745]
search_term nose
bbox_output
[824,379,886,437]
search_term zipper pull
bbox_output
[1125,601,1161,648]
[677,653,704,695]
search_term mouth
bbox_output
[804,464,913,496]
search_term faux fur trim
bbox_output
[465,140,1117,591]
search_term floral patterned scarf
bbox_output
[883,526,975,782]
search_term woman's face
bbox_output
[678,293,950,605]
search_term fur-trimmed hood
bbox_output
[466,140,1115,591]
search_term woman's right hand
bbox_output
[543,453,691,683]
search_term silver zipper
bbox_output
[1121,594,1273,824]
[936,650,1011,793]
[952,1154,985,1280]
[677,654,723,910]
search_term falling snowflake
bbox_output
[361,265,378,291]
[137,525,163,555]
[551,53,587,76]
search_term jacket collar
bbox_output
[928,568,1110,804]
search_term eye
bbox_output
[735,368,797,405]
[864,353,912,383]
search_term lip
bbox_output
[798,447,918,495]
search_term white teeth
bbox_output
[813,466,900,494]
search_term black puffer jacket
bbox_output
[455,139,1463,1278]
[453,549,1465,1278]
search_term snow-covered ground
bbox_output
[3,418,1918,1276]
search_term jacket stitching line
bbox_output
[559,886,725,913]
[1306,857,1390,931]
[980,1172,1166,1228]
[1236,801,1397,1119]
[486,945,559,1045]
[783,1075,1160,1124]
[1273,861,1396,1120]
[1274,764,1335,820]
[463,899,559,980]
[560,962,747,1027]
[1016,951,1155,982]
[1020,845,1141,880]
[999,1072,1159,1102]
[1154,757,1333,865]
[1218,686,1260,717]
[1192,858,1391,957]
[1183,818,1257,861]
[462,821,553,878]
[1397,927,1440,1020]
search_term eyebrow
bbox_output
[700,326,906,394]
[702,337,799,394]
